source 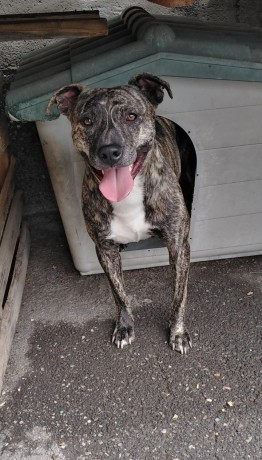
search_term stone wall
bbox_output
[0,0,262,74]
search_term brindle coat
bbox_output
[48,73,192,354]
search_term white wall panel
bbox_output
[165,105,262,150]
[198,144,262,186]
[191,213,262,251]
[159,78,262,113]
[196,180,262,220]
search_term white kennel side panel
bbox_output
[167,105,262,152]
[198,144,262,187]
[159,77,262,114]
[37,77,262,274]
[192,214,262,259]
[36,118,94,274]
[159,80,262,260]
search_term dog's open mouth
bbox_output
[94,153,146,202]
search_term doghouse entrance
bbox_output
[121,120,197,254]
[176,122,196,217]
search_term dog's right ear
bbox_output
[47,84,85,117]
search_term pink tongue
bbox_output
[99,167,134,202]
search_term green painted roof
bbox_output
[6,6,262,121]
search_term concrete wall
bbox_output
[1,0,262,74]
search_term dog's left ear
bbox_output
[128,73,173,107]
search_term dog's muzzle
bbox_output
[92,145,150,203]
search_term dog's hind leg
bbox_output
[96,243,135,348]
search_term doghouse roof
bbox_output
[7,6,262,121]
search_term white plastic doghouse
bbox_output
[7,7,262,274]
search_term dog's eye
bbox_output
[83,118,93,126]
[126,113,137,122]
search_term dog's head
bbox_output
[48,73,172,201]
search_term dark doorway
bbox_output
[175,122,197,216]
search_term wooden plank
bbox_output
[0,156,15,240]
[147,0,193,6]
[0,114,9,152]
[0,223,30,393]
[0,148,9,190]
[0,11,101,21]
[0,11,108,40]
[0,114,9,189]
[0,191,22,311]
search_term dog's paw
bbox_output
[169,329,192,355]
[112,323,135,349]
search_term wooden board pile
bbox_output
[0,111,30,392]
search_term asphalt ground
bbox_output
[0,214,261,460]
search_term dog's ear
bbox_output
[47,84,85,116]
[128,73,173,107]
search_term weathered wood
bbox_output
[0,149,9,190]
[0,114,9,152]
[0,11,101,21]
[147,0,193,6]
[0,223,30,393]
[0,114,9,189]
[0,11,108,40]
[0,156,15,240]
[0,191,22,311]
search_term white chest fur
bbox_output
[107,176,151,245]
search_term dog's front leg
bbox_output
[96,243,134,348]
[165,227,192,355]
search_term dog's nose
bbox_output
[98,144,122,166]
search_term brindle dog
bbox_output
[48,73,192,354]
